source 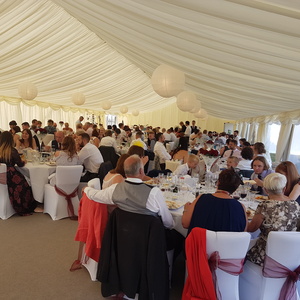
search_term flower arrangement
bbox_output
[199,148,219,157]
[206,140,214,145]
[35,128,47,134]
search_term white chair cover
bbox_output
[239,231,300,300]
[0,164,16,219]
[41,134,54,146]
[43,165,83,220]
[81,178,101,281]
[206,231,251,300]
[165,160,181,172]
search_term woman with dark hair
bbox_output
[172,136,189,163]
[15,128,37,151]
[219,138,231,158]
[0,131,37,215]
[237,146,253,170]
[182,168,247,233]
[250,156,274,194]
[11,125,22,146]
[275,161,300,204]
[90,129,100,148]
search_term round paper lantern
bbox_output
[18,82,38,100]
[101,100,112,110]
[189,100,202,113]
[194,108,208,119]
[132,110,139,116]
[120,105,128,114]
[72,92,85,106]
[151,64,185,97]
[176,91,197,112]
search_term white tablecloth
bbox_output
[16,162,56,203]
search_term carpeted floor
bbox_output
[0,213,185,300]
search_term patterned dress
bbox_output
[0,148,37,215]
[247,200,300,266]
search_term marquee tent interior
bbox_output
[1,0,300,135]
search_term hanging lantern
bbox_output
[18,82,38,100]
[151,64,185,98]
[72,92,85,106]
[176,91,197,112]
[101,100,112,110]
[120,105,128,114]
[132,110,139,116]
[189,100,202,113]
[194,108,208,119]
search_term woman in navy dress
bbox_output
[182,168,247,233]
[0,131,37,215]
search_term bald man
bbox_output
[84,154,174,229]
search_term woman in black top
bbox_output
[0,131,37,215]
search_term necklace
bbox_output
[215,190,231,196]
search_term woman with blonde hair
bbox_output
[54,136,80,166]
[275,161,300,204]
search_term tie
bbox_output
[230,150,234,157]
[187,169,192,175]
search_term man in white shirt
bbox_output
[154,133,171,170]
[84,155,174,229]
[100,130,119,153]
[233,130,240,144]
[130,131,147,150]
[77,133,103,182]
[173,154,204,179]
[223,139,242,159]
[75,116,84,126]
[162,128,171,142]
[184,121,192,137]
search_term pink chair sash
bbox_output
[208,251,245,300]
[263,254,300,300]
[54,185,78,218]
[0,172,7,185]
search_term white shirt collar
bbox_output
[126,177,143,183]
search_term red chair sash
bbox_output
[263,254,300,300]
[0,172,7,185]
[208,251,244,300]
[54,185,78,218]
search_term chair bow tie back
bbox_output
[208,251,245,300]
[54,185,78,219]
[263,255,300,300]
[0,172,7,185]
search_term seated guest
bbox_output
[247,173,300,266]
[11,125,22,146]
[237,146,253,170]
[15,129,37,151]
[21,122,40,151]
[45,131,64,151]
[226,156,239,169]
[275,161,300,204]
[44,119,57,134]
[253,142,272,168]
[146,131,156,153]
[62,122,73,134]
[222,139,241,159]
[172,136,189,164]
[114,128,122,146]
[130,131,147,150]
[90,129,100,148]
[153,132,171,170]
[0,131,37,215]
[100,130,118,153]
[84,154,174,229]
[49,136,81,186]
[77,133,104,182]
[250,156,274,195]
[182,168,246,233]
[219,138,230,158]
[173,154,203,177]
[162,128,171,142]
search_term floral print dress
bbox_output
[247,200,300,266]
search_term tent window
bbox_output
[266,123,280,162]
[106,114,116,127]
[288,124,300,173]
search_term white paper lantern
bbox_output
[132,110,139,116]
[151,64,185,98]
[176,91,197,112]
[72,92,85,106]
[18,82,38,100]
[189,100,202,113]
[194,108,208,119]
[120,105,128,114]
[101,100,112,110]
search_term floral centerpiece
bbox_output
[204,140,214,150]
[199,148,219,173]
